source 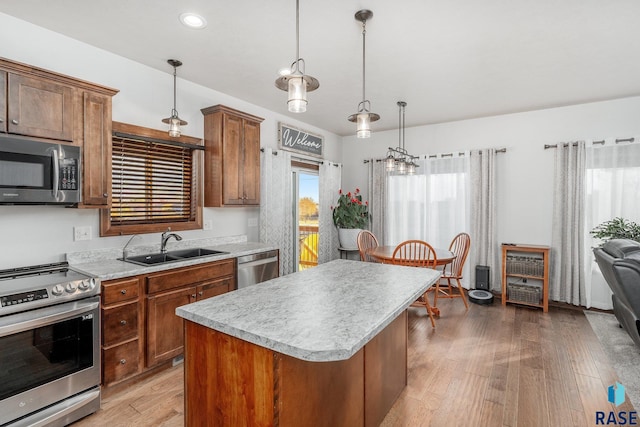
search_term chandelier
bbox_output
[385,101,418,175]
[274,0,319,113]
[161,59,188,137]
[347,9,379,138]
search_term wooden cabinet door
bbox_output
[81,91,112,207]
[222,113,243,205]
[146,286,196,367]
[7,73,74,141]
[242,120,261,205]
[0,71,6,133]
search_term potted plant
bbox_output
[332,188,369,250]
[590,217,640,245]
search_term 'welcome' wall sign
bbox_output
[278,123,323,158]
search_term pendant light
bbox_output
[348,9,379,138]
[385,101,418,175]
[162,59,187,137]
[275,0,319,113]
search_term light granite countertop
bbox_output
[176,259,441,362]
[68,239,277,280]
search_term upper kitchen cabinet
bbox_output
[201,105,264,207]
[0,58,118,208]
[6,73,74,142]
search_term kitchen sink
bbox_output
[121,248,229,266]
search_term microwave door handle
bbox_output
[52,148,59,199]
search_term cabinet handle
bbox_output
[191,294,197,299]
[11,119,18,125]
[0,118,3,123]
[120,320,127,326]
[121,289,127,295]
[103,193,108,197]
[119,359,127,365]
[198,291,203,296]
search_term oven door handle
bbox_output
[0,297,99,337]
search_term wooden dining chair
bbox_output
[392,240,438,327]
[357,230,379,262]
[433,232,471,310]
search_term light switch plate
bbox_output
[73,226,91,241]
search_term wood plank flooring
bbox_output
[72,300,634,426]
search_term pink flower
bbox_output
[338,189,342,194]
[355,188,360,193]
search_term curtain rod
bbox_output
[544,137,635,149]
[260,148,339,166]
[363,148,506,163]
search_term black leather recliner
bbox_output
[593,239,640,347]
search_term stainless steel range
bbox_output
[0,262,101,427]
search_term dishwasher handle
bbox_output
[237,250,278,265]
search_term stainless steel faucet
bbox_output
[160,227,182,253]
[122,234,140,261]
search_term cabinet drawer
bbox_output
[103,340,140,385]
[198,276,233,300]
[146,259,235,294]
[103,278,140,305]
[103,302,138,347]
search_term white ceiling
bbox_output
[2,0,640,136]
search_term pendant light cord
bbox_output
[172,65,177,113]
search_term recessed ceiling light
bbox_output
[180,13,207,29]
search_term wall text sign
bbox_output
[278,123,323,158]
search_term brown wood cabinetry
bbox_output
[6,72,75,142]
[101,277,143,387]
[0,57,118,208]
[201,104,264,207]
[79,91,112,207]
[145,259,235,368]
[100,258,236,389]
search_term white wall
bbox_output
[342,96,640,249]
[0,13,341,269]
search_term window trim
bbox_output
[99,122,203,237]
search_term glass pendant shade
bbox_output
[168,115,182,137]
[356,113,371,138]
[385,155,396,171]
[407,162,416,175]
[288,74,307,113]
[397,160,407,174]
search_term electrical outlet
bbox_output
[248,217,258,227]
[203,220,212,230]
[73,226,91,241]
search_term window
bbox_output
[100,122,203,236]
[386,154,470,249]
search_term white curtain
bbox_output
[367,159,387,244]
[470,149,498,292]
[318,161,341,264]
[260,148,294,276]
[550,142,586,306]
[386,153,470,249]
[584,140,640,309]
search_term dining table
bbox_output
[366,246,456,266]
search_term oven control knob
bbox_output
[79,278,94,291]
[52,284,65,296]
[65,282,77,293]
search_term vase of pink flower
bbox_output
[332,188,369,250]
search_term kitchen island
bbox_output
[177,259,440,426]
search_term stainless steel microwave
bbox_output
[0,135,81,205]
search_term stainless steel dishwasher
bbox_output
[236,250,279,289]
